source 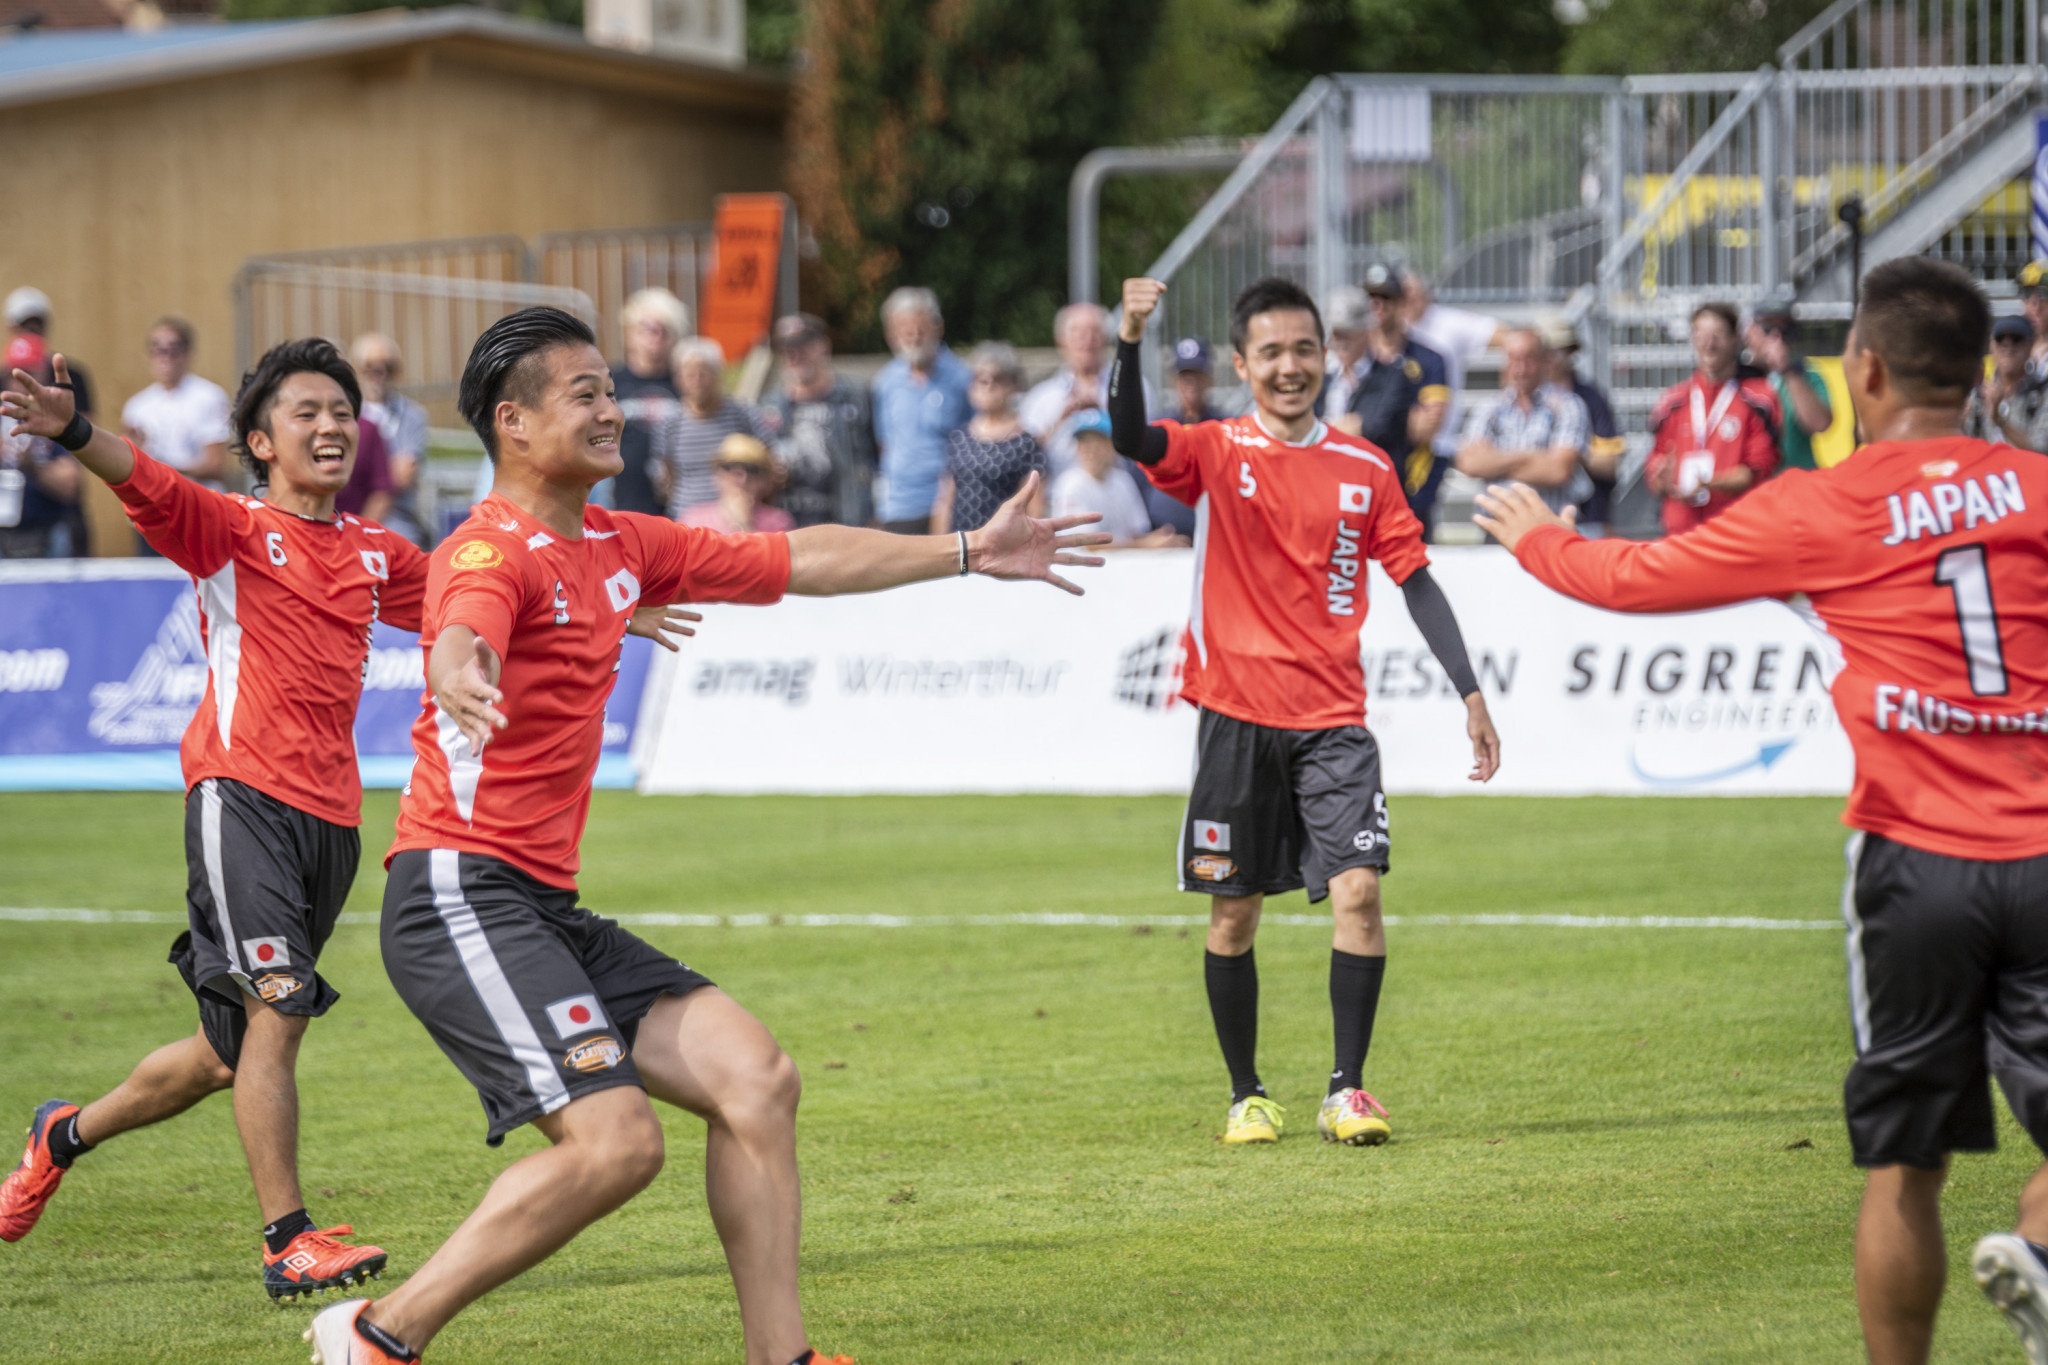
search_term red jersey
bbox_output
[1140,413,1429,730]
[389,494,790,888]
[1646,372,1780,534]
[1515,436,2048,860]
[110,443,428,826]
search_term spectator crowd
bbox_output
[28,255,2048,559]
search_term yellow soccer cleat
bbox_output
[1318,1088,1391,1146]
[1223,1096,1286,1144]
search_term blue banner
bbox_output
[2034,113,2048,266]
[0,561,651,791]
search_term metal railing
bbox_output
[234,223,718,398]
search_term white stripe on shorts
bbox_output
[428,848,569,1117]
[199,778,242,977]
[1841,830,1871,1054]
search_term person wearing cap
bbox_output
[1963,315,2048,451]
[678,432,796,534]
[1020,301,1152,481]
[2019,261,2048,382]
[1142,337,1225,538]
[1050,408,1173,546]
[1536,314,1624,529]
[764,312,874,527]
[0,332,83,557]
[5,288,93,422]
[1330,265,1452,533]
[1744,296,1834,471]
[1320,285,1376,421]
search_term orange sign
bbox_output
[700,194,786,363]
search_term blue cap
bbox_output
[1172,336,1212,372]
[1070,407,1113,438]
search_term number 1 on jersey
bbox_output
[1934,543,2008,696]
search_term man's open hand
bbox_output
[435,636,506,756]
[1472,482,1576,553]
[0,355,78,439]
[627,602,702,653]
[970,471,1112,595]
[1119,278,1167,343]
[1465,693,1501,783]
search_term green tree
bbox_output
[789,0,1168,350]
[1562,0,1835,74]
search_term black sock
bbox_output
[46,1113,92,1170]
[263,1208,314,1256]
[2029,1241,2048,1272]
[355,1315,419,1362]
[1328,950,1387,1095]
[786,1353,816,1365]
[1204,948,1264,1103]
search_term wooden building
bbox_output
[0,7,785,551]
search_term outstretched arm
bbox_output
[428,628,506,756]
[1400,567,1499,782]
[787,471,1110,597]
[1473,480,1800,612]
[2,356,135,485]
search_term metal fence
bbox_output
[234,223,719,401]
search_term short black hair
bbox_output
[458,306,598,460]
[1853,257,1990,401]
[1230,277,1323,355]
[230,338,361,480]
[1691,301,1739,336]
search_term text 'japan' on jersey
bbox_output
[1515,435,2048,860]
[389,495,790,889]
[1140,414,1429,730]
[110,443,428,827]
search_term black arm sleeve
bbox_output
[1109,338,1168,465]
[1401,566,1481,699]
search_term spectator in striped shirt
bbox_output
[653,336,767,521]
[1455,327,1591,516]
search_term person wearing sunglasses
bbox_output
[1963,314,2048,452]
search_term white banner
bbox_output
[636,547,1854,797]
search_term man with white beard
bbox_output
[869,286,971,534]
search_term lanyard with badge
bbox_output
[1678,379,1736,506]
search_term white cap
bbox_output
[4,287,51,326]
[1325,285,1371,334]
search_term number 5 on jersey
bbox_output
[1239,461,1257,499]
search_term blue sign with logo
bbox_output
[0,561,651,791]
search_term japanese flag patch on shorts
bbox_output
[1192,820,1231,853]
[242,936,290,969]
[545,994,611,1040]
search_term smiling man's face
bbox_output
[251,370,357,497]
[495,341,624,487]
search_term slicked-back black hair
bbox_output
[1853,257,1990,401]
[1230,277,1323,355]
[458,306,598,460]
[230,338,361,480]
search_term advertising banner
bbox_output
[636,547,1855,797]
[0,561,651,790]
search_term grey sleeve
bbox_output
[1400,567,1480,698]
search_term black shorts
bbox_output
[170,777,358,1071]
[1842,831,2048,1169]
[381,849,714,1145]
[1178,708,1389,903]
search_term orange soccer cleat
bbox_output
[0,1099,80,1242]
[265,1224,388,1301]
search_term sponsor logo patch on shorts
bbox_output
[564,1035,624,1073]
[243,936,289,968]
[1187,855,1238,882]
[450,540,505,571]
[253,973,301,1003]
[1352,830,1384,853]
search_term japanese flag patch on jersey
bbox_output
[242,936,290,969]
[545,994,611,1040]
[1193,820,1232,852]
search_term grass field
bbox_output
[0,791,2036,1364]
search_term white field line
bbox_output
[0,907,1839,931]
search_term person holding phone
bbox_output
[1644,301,1781,534]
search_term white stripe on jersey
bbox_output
[434,707,485,825]
[1188,492,1211,668]
[196,562,241,750]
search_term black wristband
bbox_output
[55,411,92,453]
